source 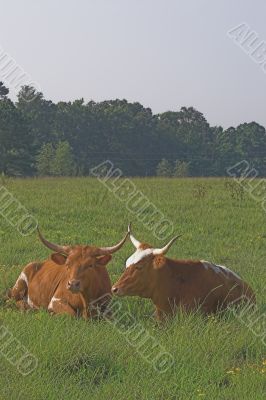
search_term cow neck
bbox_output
[81,268,101,305]
[79,293,89,318]
[151,260,178,308]
[150,270,164,305]
[79,287,92,307]
[51,266,67,298]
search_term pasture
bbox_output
[0,177,265,400]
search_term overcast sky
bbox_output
[0,0,265,128]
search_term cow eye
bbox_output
[135,264,143,270]
[82,264,90,270]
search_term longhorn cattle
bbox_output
[112,225,256,320]
[8,228,128,319]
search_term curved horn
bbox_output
[128,223,141,249]
[97,230,129,255]
[37,227,70,254]
[152,235,182,256]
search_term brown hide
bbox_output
[10,247,113,319]
[9,228,129,318]
[112,254,256,319]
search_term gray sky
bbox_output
[0,0,266,128]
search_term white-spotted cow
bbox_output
[112,225,256,320]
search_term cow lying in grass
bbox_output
[8,228,128,319]
[112,225,256,320]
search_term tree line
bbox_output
[0,83,266,177]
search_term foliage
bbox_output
[0,98,33,176]
[0,81,9,98]
[50,141,76,176]
[0,85,266,176]
[173,160,190,177]
[36,143,55,176]
[156,159,190,177]
[156,158,173,177]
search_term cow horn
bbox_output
[152,235,182,255]
[37,227,70,255]
[97,230,129,255]
[128,223,141,249]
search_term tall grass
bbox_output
[0,178,265,399]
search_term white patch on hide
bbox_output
[126,248,154,268]
[14,271,28,289]
[48,296,60,310]
[27,295,36,309]
[200,260,241,280]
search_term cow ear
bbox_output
[153,255,166,269]
[51,253,67,265]
[96,255,112,266]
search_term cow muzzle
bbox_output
[111,285,124,296]
[67,280,81,292]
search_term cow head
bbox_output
[37,227,128,294]
[111,225,181,298]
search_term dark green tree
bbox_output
[17,86,56,151]
[0,86,264,177]
[156,159,173,177]
[173,160,190,177]
[0,98,33,175]
[0,82,9,99]
[235,122,266,174]
[36,143,55,176]
[50,141,76,176]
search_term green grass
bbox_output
[0,177,265,400]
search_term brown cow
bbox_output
[112,226,256,320]
[8,228,128,319]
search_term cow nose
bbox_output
[111,286,118,294]
[67,280,81,291]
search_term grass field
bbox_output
[0,177,265,400]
